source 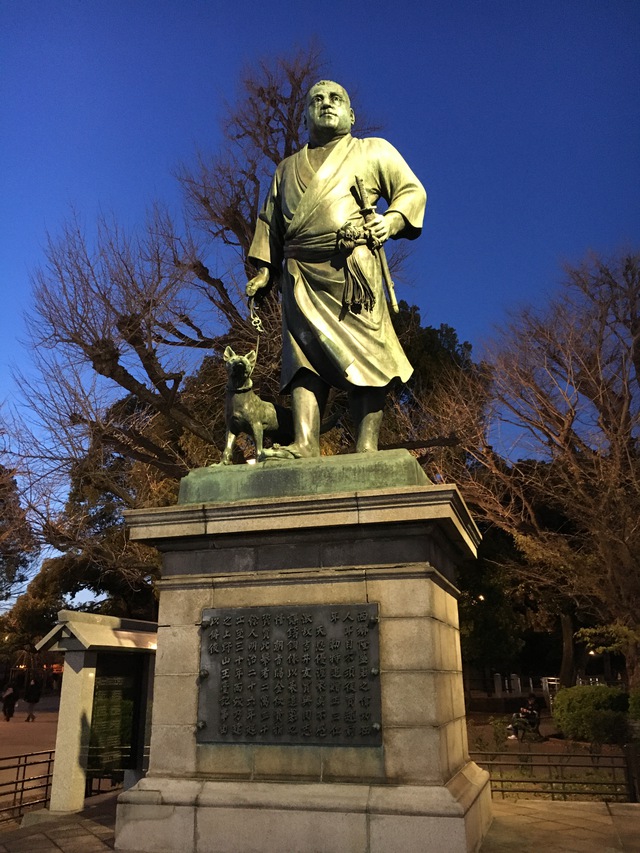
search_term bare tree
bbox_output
[0,50,327,623]
[415,252,640,684]
[15,51,324,501]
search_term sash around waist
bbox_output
[283,232,339,263]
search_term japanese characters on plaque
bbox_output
[197,603,382,747]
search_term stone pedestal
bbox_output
[115,451,492,852]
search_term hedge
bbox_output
[553,685,629,744]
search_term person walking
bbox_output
[2,684,17,721]
[24,678,41,722]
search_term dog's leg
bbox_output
[215,430,237,466]
[252,424,264,462]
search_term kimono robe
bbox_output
[249,134,426,393]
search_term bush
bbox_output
[588,709,630,745]
[629,688,640,722]
[553,685,629,744]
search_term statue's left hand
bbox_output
[245,267,270,298]
[364,212,404,243]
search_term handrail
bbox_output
[470,748,632,802]
[0,749,55,823]
[0,745,149,824]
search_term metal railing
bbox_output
[84,744,149,797]
[0,744,150,825]
[0,750,55,824]
[470,748,633,802]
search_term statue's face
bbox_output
[305,81,354,141]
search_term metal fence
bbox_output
[0,745,150,825]
[85,744,149,797]
[0,750,55,824]
[470,748,635,802]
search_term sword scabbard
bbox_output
[354,175,399,314]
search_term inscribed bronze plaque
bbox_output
[197,603,382,746]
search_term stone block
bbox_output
[434,672,456,721]
[452,674,466,718]
[196,780,369,811]
[195,806,366,853]
[253,744,322,780]
[367,783,461,817]
[383,726,444,784]
[155,626,200,676]
[365,577,435,619]
[148,725,196,776]
[321,746,384,782]
[124,505,207,542]
[254,540,323,572]
[195,745,253,778]
[164,548,257,576]
[429,617,445,671]
[323,533,429,570]
[133,776,204,802]
[381,671,439,726]
[454,632,463,670]
[441,718,468,778]
[192,782,371,852]
[370,813,467,853]
[379,616,435,671]
[115,802,195,853]
[151,675,198,727]
[446,591,460,628]
[440,623,462,671]
[446,761,491,817]
[157,585,213,627]
[210,576,368,609]
[432,584,448,623]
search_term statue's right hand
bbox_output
[245,267,270,298]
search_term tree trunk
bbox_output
[625,639,640,689]
[559,613,575,687]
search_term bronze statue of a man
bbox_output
[246,80,426,459]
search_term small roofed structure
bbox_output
[37,609,157,655]
[31,610,157,820]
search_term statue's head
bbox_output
[304,80,355,144]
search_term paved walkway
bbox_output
[0,791,117,851]
[0,694,59,758]
[0,795,637,852]
[483,800,640,852]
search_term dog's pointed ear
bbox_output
[223,346,235,362]
[246,350,257,367]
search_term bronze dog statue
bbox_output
[215,347,294,465]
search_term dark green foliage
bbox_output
[629,689,640,722]
[0,465,37,600]
[587,710,630,745]
[392,301,472,397]
[553,685,630,743]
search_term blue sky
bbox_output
[1,0,639,406]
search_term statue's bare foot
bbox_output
[259,443,317,461]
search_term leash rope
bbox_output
[248,296,264,356]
